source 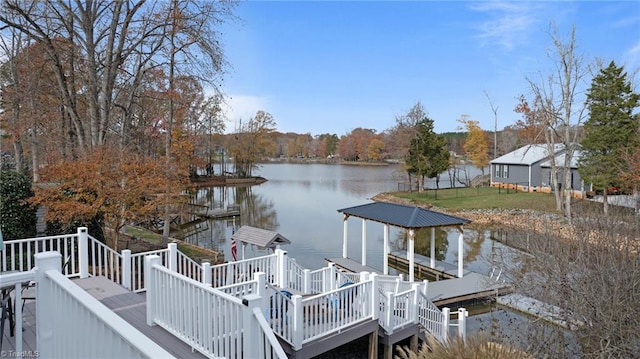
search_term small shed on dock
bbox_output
[231,225,290,260]
[336,201,471,281]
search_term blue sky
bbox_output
[219,1,640,135]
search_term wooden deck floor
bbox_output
[1,277,206,359]
[74,276,206,359]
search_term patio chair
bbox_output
[21,255,72,311]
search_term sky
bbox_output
[218,1,640,136]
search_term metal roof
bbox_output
[231,225,291,249]
[491,144,564,165]
[337,201,471,229]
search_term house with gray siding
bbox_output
[540,150,585,191]
[490,144,564,191]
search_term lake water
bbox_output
[183,163,574,354]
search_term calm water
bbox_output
[184,163,576,354]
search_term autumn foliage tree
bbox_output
[32,146,169,251]
[457,115,489,175]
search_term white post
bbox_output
[328,262,336,291]
[430,227,436,269]
[457,227,464,278]
[370,273,379,321]
[361,219,367,266]
[78,227,89,278]
[202,261,211,286]
[168,243,178,272]
[242,243,246,261]
[242,293,262,358]
[457,308,467,341]
[122,249,132,290]
[302,269,311,293]
[383,224,389,275]
[254,272,266,297]
[14,281,23,354]
[292,294,303,350]
[35,252,62,356]
[342,214,348,258]
[276,248,287,287]
[411,283,420,323]
[408,229,415,282]
[145,255,161,326]
[385,292,394,332]
[442,307,450,342]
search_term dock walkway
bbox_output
[326,255,512,306]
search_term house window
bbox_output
[503,165,509,178]
[494,165,501,178]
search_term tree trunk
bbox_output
[602,188,609,216]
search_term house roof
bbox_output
[337,201,471,229]
[231,225,290,249]
[491,144,564,166]
[540,150,582,168]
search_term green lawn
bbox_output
[393,187,559,212]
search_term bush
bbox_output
[395,334,534,359]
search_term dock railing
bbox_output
[209,252,277,287]
[145,255,286,358]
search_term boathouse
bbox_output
[331,201,471,281]
[231,225,291,260]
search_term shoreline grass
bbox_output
[391,187,560,213]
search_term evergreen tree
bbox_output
[578,61,639,214]
[0,169,37,239]
[406,116,450,191]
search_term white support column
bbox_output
[242,294,261,358]
[78,227,89,278]
[457,226,464,278]
[122,249,132,290]
[361,219,367,266]
[202,261,211,286]
[145,255,161,326]
[408,229,415,282]
[342,214,349,258]
[383,224,389,275]
[242,243,246,260]
[36,251,62,355]
[168,242,178,272]
[430,227,436,269]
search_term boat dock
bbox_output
[388,250,458,281]
[326,255,512,306]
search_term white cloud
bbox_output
[221,94,270,132]
[470,1,548,50]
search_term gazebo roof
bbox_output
[337,201,471,229]
[231,225,291,249]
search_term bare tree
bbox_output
[527,25,589,223]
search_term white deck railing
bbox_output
[145,255,286,358]
[0,231,80,276]
[22,252,173,358]
[209,252,277,287]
